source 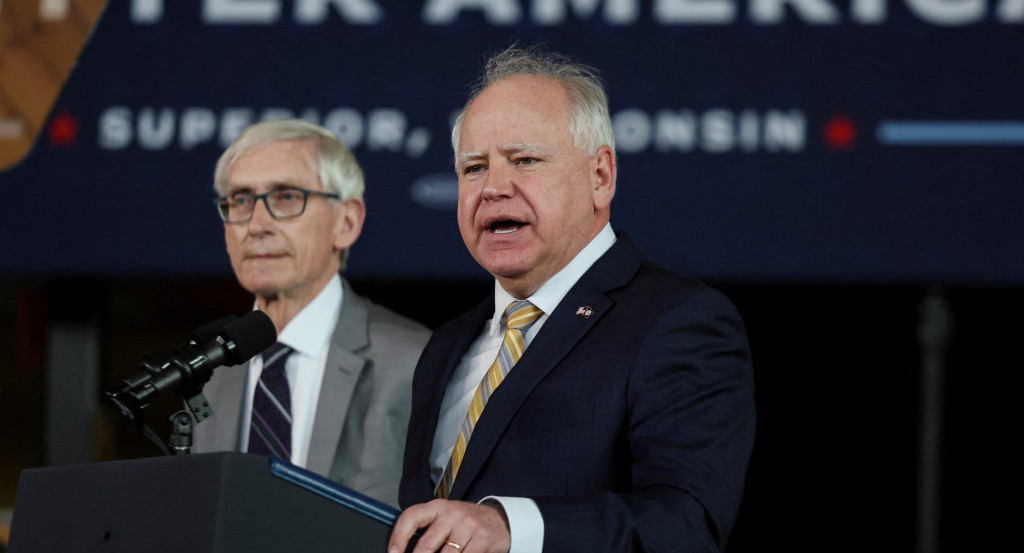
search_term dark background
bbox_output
[2,278,1016,552]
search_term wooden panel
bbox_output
[0,0,106,170]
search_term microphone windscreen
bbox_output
[189,315,238,344]
[220,310,277,365]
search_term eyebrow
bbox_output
[456,142,549,166]
[225,181,305,195]
[456,151,484,167]
[500,141,546,156]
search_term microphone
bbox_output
[189,314,238,343]
[106,310,276,420]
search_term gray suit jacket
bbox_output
[192,278,431,507]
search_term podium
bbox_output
[7,452,401,552]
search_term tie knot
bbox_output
[262,342,292,367]
[504,300,543,331]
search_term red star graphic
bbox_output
[48,109,80,148]
[823,114,858,150]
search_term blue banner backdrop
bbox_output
[2,0,1022,284]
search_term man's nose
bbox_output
[247,196,276,230]
[482,165,516,200]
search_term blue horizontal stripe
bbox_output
[877,121,1024,145]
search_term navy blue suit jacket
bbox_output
[399,235,755,553]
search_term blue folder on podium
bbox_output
[8,452,401,552]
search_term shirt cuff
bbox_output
[480,496,544,553]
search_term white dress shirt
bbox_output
[240,274,343,469]
[430,224,616,553]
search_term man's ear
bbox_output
[333,198,366,252]
[591,145,616,210]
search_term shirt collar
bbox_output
[489,223,615,333]
[276,273,343,357]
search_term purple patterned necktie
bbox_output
[248,342,292,460]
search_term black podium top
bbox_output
[8,452,398,553]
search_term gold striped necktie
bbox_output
[437,300,543,499]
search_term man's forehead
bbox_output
[465,76,570,122]
[500,141,546,154]
[227,142,320,191]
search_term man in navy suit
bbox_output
[389,46,755,553]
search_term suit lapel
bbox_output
[402,294,493,504]
[448,235,644,499]
[306,278,370,476]
[429,297,496,424]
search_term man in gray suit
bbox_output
[192,119,431,507]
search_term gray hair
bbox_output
[214,118,365,202]
[450,45,616,164]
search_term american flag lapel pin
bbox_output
[575,306,593,319]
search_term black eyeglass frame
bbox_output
[214,187,341,223]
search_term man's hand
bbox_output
[388,499,511,553]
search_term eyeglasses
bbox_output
[214,187,341,223]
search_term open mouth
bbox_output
[490,220,524,234]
